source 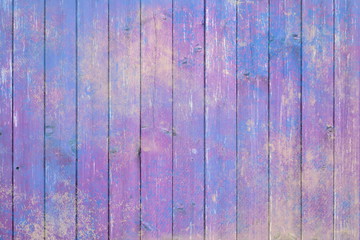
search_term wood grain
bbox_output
[45,0,76,238]
[269,0,301,239]
[237,0,269,239]
[0,1,359,239]
[140,0,173,238]
[13,0,45,238]
[109,0,141,239]
[77,0,109,238]
[205,0,237,239]
[173,0,204,239]
[0,0,13,238]
[334,0,360,238]
[302,0,334,238]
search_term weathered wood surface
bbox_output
[77,0,109,238]
[140,0,173,238]
[13,0,45,238]
[205,0,237,239]
[173,0,204,239]
[45,0,76,239]
[269,0,301,239]
[0,0,359,239]
[302,0,334,239]
[334,0,359,239]
[109,0,141,239]
[237,1,269,239]
[0,0,13,239]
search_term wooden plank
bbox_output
[173,0,204,239]
[13,0,45,238]
[77,0,109,238]
[302,0,334,238]
[45,0,76,239]
[140,0,173,238]
[236,1,269,239]
[109,0,141,239]
[269,0,301,239]
[205,0,237,239]
[0,0,13,238]
[334,0,360,238]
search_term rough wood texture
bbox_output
[109,0,141,239]
[140,0,173,238]
[45,0,76,239]
[0,0,13,238]
[13,0,45,238]
[0,0,359,239]
[205,0,237,239]
[302,0,334,239]
[237,1,269,239]
[77,0,109,238]
[269,0,301,239]
[334,0,360,239]
[173,0,205,239]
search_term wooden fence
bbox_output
[0,0,359,239]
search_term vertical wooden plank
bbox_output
[236,1,269,239]
[109,0,141,239]
[173,0,204,239]
[13,0,45,238]
[269,0,301,239]
[205,0,237,239]
[140,0,173,238]
[45,0,76,239]
[0,0,13,238]
[77,0,109,238]
[334,0,360,238]
[302,0,334,238]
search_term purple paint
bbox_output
[109,0,141,239]
[302,0,334,238]
[0,0,358,239]
[13,0,45,238]
[173,0,205,239]
[205,0,237,239]
[237,0,269,239]
[334,0,360,238]
[140,0,173,238]
[77,0,109,238]
[269,0,301,238]
[0,0,13,238]
[45,0,77,239]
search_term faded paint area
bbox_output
[334,0,360,239]
[206,0,237,238]
[0,0,359,239]
[45,0,77,239]
[269,0,301,239]
[141,1,173,239]
[302,0,336,239]
[0,1,13,239]
[173,1,205,236]
[237,0,269,239]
